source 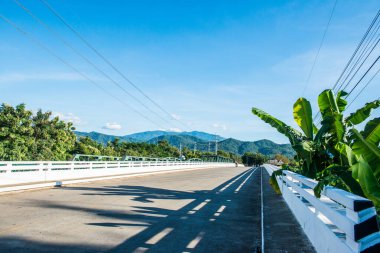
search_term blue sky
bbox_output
[1,0,379,143]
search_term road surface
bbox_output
[0,166,315,252]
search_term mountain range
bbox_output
[74,130,295,158]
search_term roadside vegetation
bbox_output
[252,89,380,211]
[0,103,241,163]
[241,152,267,166]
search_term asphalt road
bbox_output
[0,166,315,253]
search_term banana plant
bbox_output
[315,91,380,200]
[253,96,330,178]
[349,118,380,209]
[252,89,380,210]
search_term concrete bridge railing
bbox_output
[264,164,380,253]
[0,160,234,193]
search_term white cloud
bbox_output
[52,112,83,126]
[0,72,86,83]
[168,127,182,132]
[102,122,122,130]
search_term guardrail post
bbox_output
[274,167,380,253]
[44,162,51,182]
[6,162,12,174]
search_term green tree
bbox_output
[0,103,33,160]
[242,152,266,166]
[0,103,76,161]
[31,110,76,160]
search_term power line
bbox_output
[0,13,166,130]
[314,9,380,124]
[331,10,380,92]
[13,0,175,129]
[346,66,380,109]
[341,34,380,92]
[315,55,380,125]
[346,55,380,98]
[338,19,380,92]
[39,0,192,131]
[301,0,338,96]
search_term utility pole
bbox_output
[179,142,182,159]
[193,142,197,155]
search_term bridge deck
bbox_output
[0,167,315,253]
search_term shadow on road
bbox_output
[0,168,262,253]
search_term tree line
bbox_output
[0,103,242,162]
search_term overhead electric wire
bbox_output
[331,10,380,92]
[337,19,380,92]
[315,56,380,125]
[313,9,380,124]
[39,0,192,131]
[340,34,380,92]
[301,0,338,96]
[345,55,380,98]
[13,0,175,129]
[0,14,166,130]
[346,67,380,109]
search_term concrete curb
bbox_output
[0,165,229,195]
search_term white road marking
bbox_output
[133,247,149,253]
[234,168,256,193]
[187,199,211,215]
[214,205,227,217]
[216,205,226,213]
[145,227,174,245]
[193,200,210,211]
[186,231,205,249]
[218,168,253,192]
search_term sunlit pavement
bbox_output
[0,167,315,253]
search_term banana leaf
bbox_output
[351,126,380,180]
[363,117,380,146]
[318,89,340,116]
[252,107,302,145]
[336,90,348,112]
[293,98,314,139]
[318,90,345,142]
[346,100,380,125]
[317,163,364,197]
[351,156,380,210]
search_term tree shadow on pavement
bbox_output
[0,168,262,253]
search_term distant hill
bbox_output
[74,130,295,158]
[75,130,224,143]
[147,135,205,148]
[126,130,224,142]
[126,130,175,142]
[74,131,138,143]
[182,131,225,142]
[147,135,295,157]
[218,138,295,157]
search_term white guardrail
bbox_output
[263,164,380,253]
[0,161,234,192]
